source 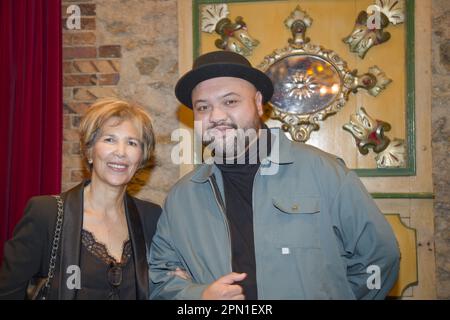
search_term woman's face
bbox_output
[89,117,143,188]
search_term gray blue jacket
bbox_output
[149,129,400,299]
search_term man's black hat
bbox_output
[175,51,274,108]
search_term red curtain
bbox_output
[0,0,62,262]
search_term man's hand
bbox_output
[201,272,247,300]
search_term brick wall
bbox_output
[62,0,179,205]
[62,0,121,192]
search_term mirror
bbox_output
[266,54,342,114]
[257,5,391,142]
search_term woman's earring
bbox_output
[88,159,93,164]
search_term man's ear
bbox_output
[255,91,263,117]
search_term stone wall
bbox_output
[62,0,179,205]
[432,0,450,300]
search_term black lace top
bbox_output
[76,229,136,300]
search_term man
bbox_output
[149,51,400,300]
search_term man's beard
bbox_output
[202,119,261,162]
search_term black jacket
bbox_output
[0,181,161,299]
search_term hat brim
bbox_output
[175,63,274,108]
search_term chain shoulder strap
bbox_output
[41,195,64,299]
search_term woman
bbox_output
[0,98,161,299]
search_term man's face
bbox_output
[191,77,263,157]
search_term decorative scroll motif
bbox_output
[373,0,405,25]
[375,138,406,168]
[343,0,405,59]
[284,5,313,46]
[258,6,392,142]
[354,66,392,97]
[201,4,259,57]
[343,107,406,168]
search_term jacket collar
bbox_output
[58,181,84,300]
[190,128,294,183]
[124,193,149,300]
[57,180,148,300]
[265,128,295,164]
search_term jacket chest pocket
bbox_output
[269,196,321,249]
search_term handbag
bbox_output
[26,195,64,300]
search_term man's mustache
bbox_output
[207,121,238,130]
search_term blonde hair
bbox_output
[79,98,155,170]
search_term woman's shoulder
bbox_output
[14,195,59,238]
[128,196,162,227]
[24,195,59,220]
[128,196,162,241]
[130,196,162,214]
[26,194,59,208]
